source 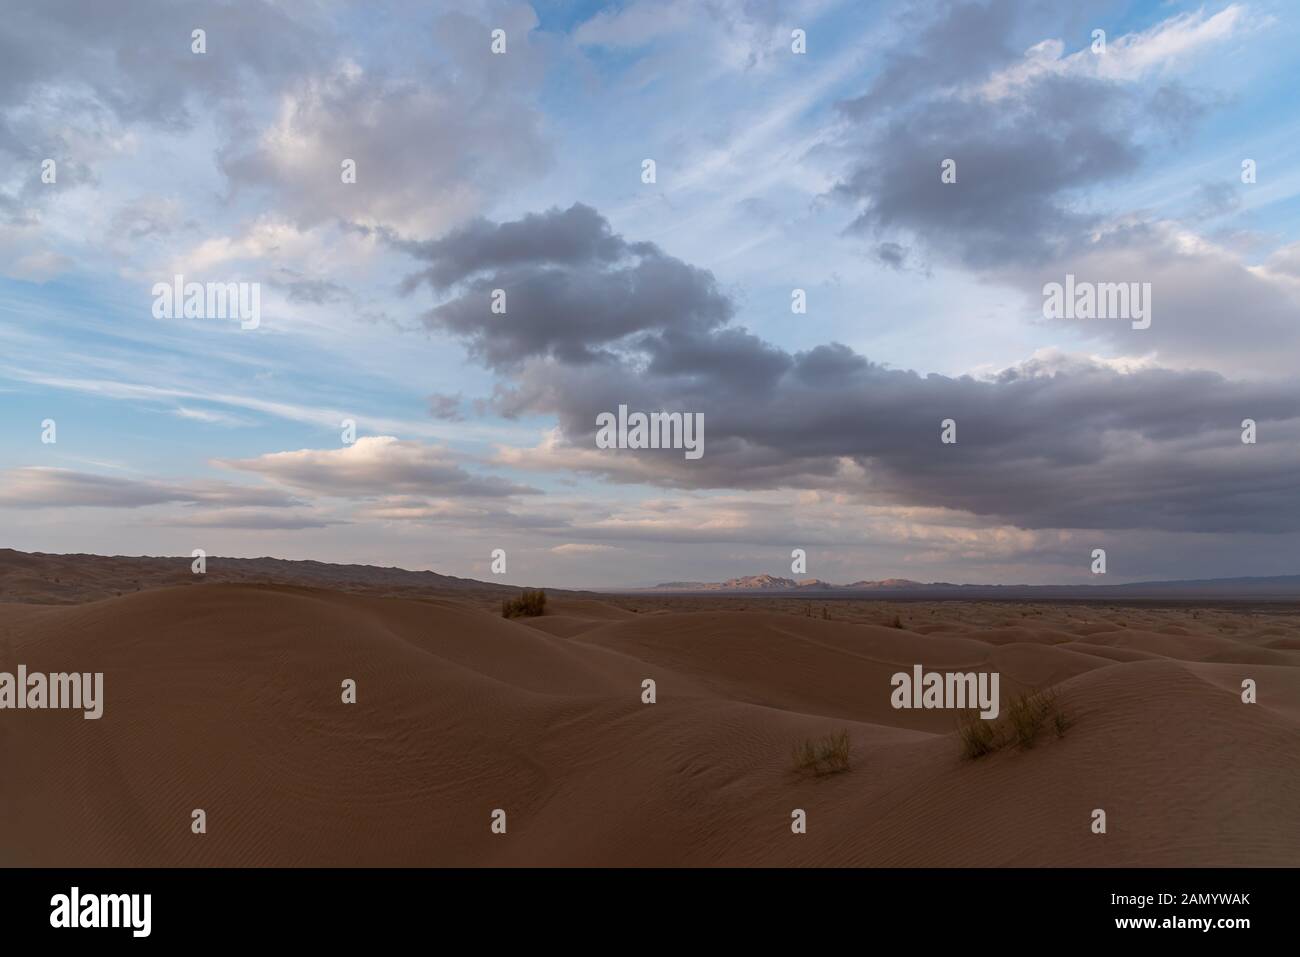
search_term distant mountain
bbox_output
[724,574,799,590]
[648,574,798,592]
[645,573,1300,600]
[647,575,929,593]
[843,578,929,590]
[650,575,846,592]
[0,548,531,605]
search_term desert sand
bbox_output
[1,570,1298,866]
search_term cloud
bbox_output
[572,0,828,72]
[219,8,549,234]
[397,203,636,291]
[217,435,538,499]
[0,0,327,234]
[266,269,352,305]
[0,0,554,294]
[832,3,1245,270]
[823,1,1294,378]
[400,203,733,370]
[0,468,299,509]
[397,203,1300,533]
[0,1,324,126]
[550,543,620,555]
[157,509,339,530]
[109,196,189,241]
[427,392,465,421]
[838,0,1024,116]
[170,406,252,427]
[1011,223,1300,375]
[837,73,1147,269]
[976,5,1249,98]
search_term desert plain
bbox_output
[1,550,1297,867]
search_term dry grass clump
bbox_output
[792,729,851,775]
[958,710,999,759]
[501,588,547,619]
[958,687,1071,759]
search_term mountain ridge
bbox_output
[642,572,1300,599]
[4,547,1300,603]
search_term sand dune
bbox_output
[1,584,1297,866]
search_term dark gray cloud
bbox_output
[397,204,640,290]
[427,392,465,421]
[402,204,733,370]
[839,0,1023,118]
[404,204,1300,534]
[873,242,909,270]
[268,271,352,306]
[832,1,1206,270]
[825,0,1293,375]
[837,73,1145,269]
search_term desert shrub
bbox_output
[501,588,547,619]
[958,710,998,759]
[1005,690,1053,749]
[1051,689,1073,737]
[891,614,904,629]
[792,729,851,775]
[958,686,1071,759]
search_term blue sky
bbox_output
[2,0,1300,587]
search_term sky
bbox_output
[2,0,1299,588]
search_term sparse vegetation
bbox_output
[1005,689,1052,748]
[891,614,904,629]
[792,729,851,775]
[501,588,547,619]
[958,686,1072,759]
[958,710,998,759]
[1051,690,1073,737]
